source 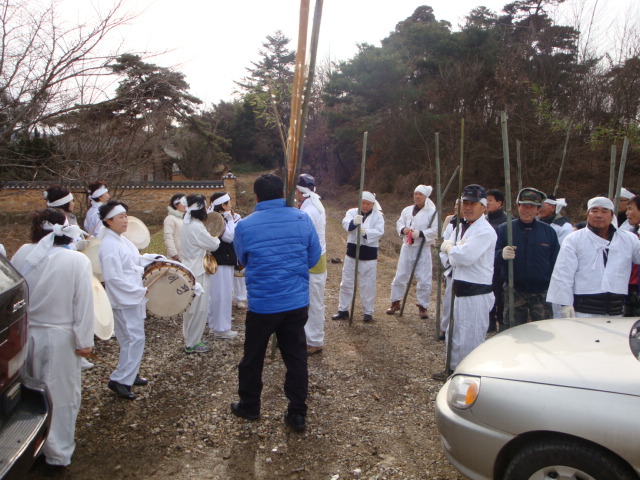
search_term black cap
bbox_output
[461,184,487,203]
[517,188,546,206]
[297,173,316,190]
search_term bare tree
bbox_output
[0,0,132,146]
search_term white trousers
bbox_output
[111,304,146,386]
[338,256,377,315]
[552,303,562,319]
[208,265,234,332]
[183,272,210,348]
[305,271,327,347]
[233,275,247,302]
[445,292,493,370]
[390,244,433,307]
[27,326,81,466]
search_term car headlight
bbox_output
[447,375,481,409]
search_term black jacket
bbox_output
[495,219,560,293]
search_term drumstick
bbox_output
[145,268,170,289]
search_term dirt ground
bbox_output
[9,177,464,480]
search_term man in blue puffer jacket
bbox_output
[495,188,560,328]
[230,174,321,432]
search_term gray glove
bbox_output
[353,214,363,225]
[502,246,516,260]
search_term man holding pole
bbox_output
[434,185,496,381]
[495,188,559,328]
[386,185,437,319]
[547,196,640,318]
[295,174,327,355]
[332,192,384,323]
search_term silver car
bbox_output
[436,317,640,480]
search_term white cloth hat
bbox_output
[414,185,432,197]
[620,188,635,200]
[587,196,614,211]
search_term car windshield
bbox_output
[631,320,640,361]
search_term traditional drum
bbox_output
[91,276,114,340]
[123,216,151,250]
[83,237,103,282]
[205,211,225,237]
[143,261,196,319]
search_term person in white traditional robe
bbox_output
[84,181,110,237]
[386,185,437,319]
[538,195,573,245]
[296,174,327,355]
[331,192,385,322]
[207,192,238,339]
[547,196,640,318]
[44,185,94,371]
[181,194,220,353]
[163,193,186,261]
[98,201,148,400]
[436,185,497,380]
[11,208,94,474]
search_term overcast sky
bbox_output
[61,0,638,106]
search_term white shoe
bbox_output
[214,329,238,339]
[235,301,247,309]
[81,358,94,371]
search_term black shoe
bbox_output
[230,401,259,421]
[44,463,66,477]
[438,331,446,341]
[331,310,348,320]
[133,375,148,386]
[284,412,306,432]
[363,314,373,323]
[108,380,137,400]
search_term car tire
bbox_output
[503,439,636,480]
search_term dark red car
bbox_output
[0,254,51,479]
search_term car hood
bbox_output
[455,317,640,396]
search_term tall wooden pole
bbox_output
[501,112,515,328]
[553,122,573,196]
[434,133,443,340]
[613,137,630,216]
[608,145,617,199]
[349,131,368,326]
[516,140,523,192]
[445,119,464,376]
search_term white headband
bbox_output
[212,194,230,206]
[90,185,108,199]
[178,197,188,207]
[46,192,74,208]
[587,196,614,211]
[620,188,634,200]
[361,191,382,214]
[414,185,432,197]
[104,204,126,220]
[184,202,204,224]
[19,218,86,276]
[545,198,568,215]
[296,185,325,215]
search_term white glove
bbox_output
[561,305,576,318]
[502,246,517,260]
[359,227,367,237]
[440,239,454,254]
[75,239,89,251]
[456,238,467,246]
[411,230,420,240]
[353,214,363,225]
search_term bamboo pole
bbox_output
[349,131,368,326]
[501,112,515,328]
[434,133,442,340]
[613,137,630,216]
[445,119,464,377]
[553,122,573,196]
[516,140,523,192]
[608,145,617,199]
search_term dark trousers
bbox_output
[237,306,309,417]
[489,276,504,330]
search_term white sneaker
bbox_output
[81,358,94,371]
[214,329,238,339]
[235,301,247,309]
